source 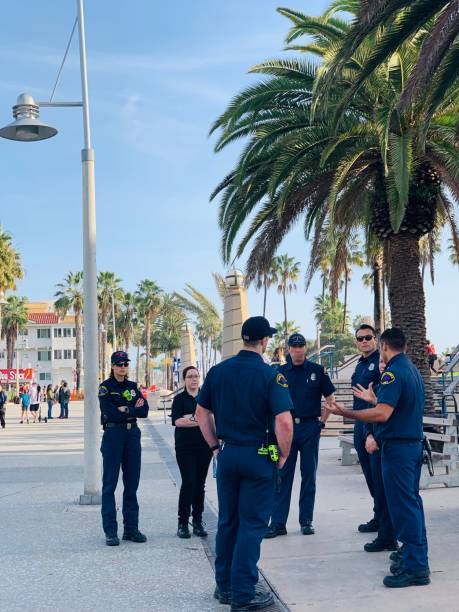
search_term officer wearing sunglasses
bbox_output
[98,351,149,546]
[351,324,396,553]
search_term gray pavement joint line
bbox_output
[145,419,290,612]
[0,483,46,500]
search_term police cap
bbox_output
[241,316,277,342]
[288,333,306,347]
[111,350,130,365]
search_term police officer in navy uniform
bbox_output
[265,333,335,538]
[351,324,392,541]
[99,351,149,546]
[330,328,430,588]
[196,316,293,611]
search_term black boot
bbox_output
[264,523,287,539]
[300,521,315,535]
[231,590,274,610]
[122,529,147,543]
[192,521,208,537]
[358,517,379,533]
[214,586,231,605]
[364,538,398,552]
[105,532,120,546]
[383,571,430,588]
[177,522,191,539]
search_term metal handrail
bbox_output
[159,386,184,423]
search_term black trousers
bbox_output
[0,408,5,428]
[175,446,212,524]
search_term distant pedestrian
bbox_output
[270,347,285,367]
[0,384,7,429]
[172,366,212,539]
[20,387,30,424]
[30,382,40,423]
[46,384,55,419]
[426,340,437,374]
[59,381,70,418]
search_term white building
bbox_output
[0,302,80,387]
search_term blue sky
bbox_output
[0,0,457,352]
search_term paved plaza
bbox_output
[1,402,459,611]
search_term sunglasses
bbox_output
[114,362,129,367]
[356,335,375,342]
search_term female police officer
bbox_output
[99,351,149,546]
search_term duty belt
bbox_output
[105,422,138,430]
[293,416,318,424]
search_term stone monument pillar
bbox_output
[222,269,249,360]
[179,324,197,378]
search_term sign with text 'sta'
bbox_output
[0,369,34,383]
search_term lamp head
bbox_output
[0,93,57,142]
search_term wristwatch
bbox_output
[319,421,326,429]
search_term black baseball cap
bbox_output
[111,351,130,365]
[241,316,277,342]
[288,333,306,347]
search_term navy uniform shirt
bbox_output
[374,353,424,442]
[98,377,149,424]
[351,350,381,410]
[278,360,335,418]
[196,350,293,446]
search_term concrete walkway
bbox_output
[2,402,459,612]
[0,402,219,612]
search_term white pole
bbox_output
[77,0,101,504]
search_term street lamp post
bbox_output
[0,0,101,504]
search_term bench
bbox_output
[338,434,358,466]
[337,415,459,489]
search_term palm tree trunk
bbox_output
[342,266,348,333]
[111,296,117,352]
[283,288,288,347]
[263,276,267,317]
[75,308,83,389]
[7,335,13,369]
[136,343,140,382]
[372,253,384,336]
[386,234,432,408]
[382,274,387,329]
[145,317,151,387]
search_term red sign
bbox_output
[0,369,34,383]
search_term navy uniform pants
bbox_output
[100,426,141,534]
[354,422,395,541]
[271,419,321,527]
[381,440,429,574]
[215,444,275,605]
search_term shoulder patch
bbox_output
[98,385,109,397]
[276,373,289,388]
[381,371,395,385]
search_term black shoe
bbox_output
[231,590,274,610]
[390,548,402,562]
[383,571,430,588]
[193,521,208,537]
[122,529,147,543]
[301,521,315,535]
[177,523,191,539]
[364,538,398,552]
[105,532,120,546]
[264,523,287,539]
[214,586,231,605]
[358,518,379,533]
[390,560,404,575]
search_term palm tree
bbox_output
[1,295,28,368]
[152,294,187,390]
[117,292,139,352]
[272,254,300,346]
[136,279,162,386]
[210,3,459,379]
[448,237,459,266]
[0,227,23,298]
[97,272,123,379]
[175,284,223,375]
[54,272,84,389]
[269,320,300,352]
[316,0,459,112]
[251,259,278,317]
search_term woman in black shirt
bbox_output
[172,366,212,539]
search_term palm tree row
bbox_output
[210,1,459,381]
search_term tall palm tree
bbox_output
[97,272,123,379]
[210,3,459,380]
[1,295,28,368]
[272,254,300,346]
[152,294,187,390]
[251,259,278,317]
[54,272,84,389]
[117,292,139,352]
[316,0,459,112]
[136,279,163,386]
